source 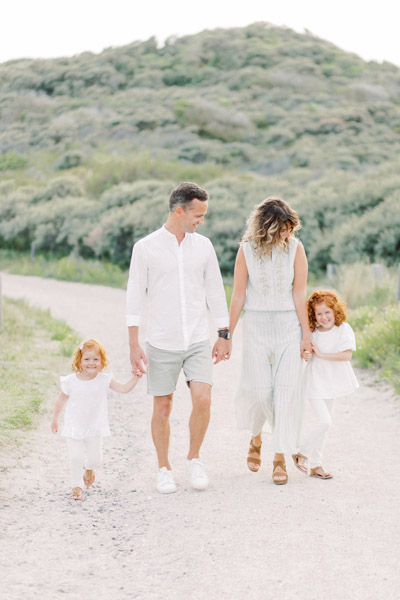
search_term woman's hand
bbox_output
[51,419,58,434]
[301,337,312,358]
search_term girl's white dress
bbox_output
[235,237,304,454]
[307,323,359,399]
[60,372,113,439]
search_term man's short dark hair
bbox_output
[169,182,209,212]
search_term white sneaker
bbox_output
[186,458,209,490]
[156,467,177,494]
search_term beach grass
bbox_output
[0,249,234,301]
[348,303,400,394]
[0,250,128,288]
[0,297,79,448]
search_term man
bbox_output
[127,182,231,494]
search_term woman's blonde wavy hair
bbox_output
[72,338,109,372]
[241,197,301,256]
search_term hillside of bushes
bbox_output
[1,22,400,273]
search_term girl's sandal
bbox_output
[247,439,262,472]
[310,467,333,479]
[292,453,308,474]
[83,469,95,487]
[272,460,288,485]
[71,487,83,500]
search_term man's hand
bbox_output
[212,338,232,364]
[130,344,148,375]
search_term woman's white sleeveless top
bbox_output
[243,237,299,312]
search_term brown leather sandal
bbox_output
[71,487,83,500]
[272,460,288,485]
[310,467,333,479]
[292,453,308,474]
[247,439,262,472]
[83,469,95,487]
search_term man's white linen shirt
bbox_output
[126,226,229,351]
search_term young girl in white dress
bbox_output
[293,290,359,479]
[51,338,140,499]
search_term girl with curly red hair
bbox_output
[293,290,359,479]
[51,338,141,500]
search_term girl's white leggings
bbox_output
[300,398,334,469]
[66,437,103,488]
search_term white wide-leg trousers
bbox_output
[235,310,305,454]
[300,398,333,468]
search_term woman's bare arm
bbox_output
[229,246,248,336]
[292,241,312,357]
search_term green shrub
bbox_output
[0,152,27,171]
[32,175,84,203]
[329,262,397,308]
[56,151,85,170]
[352,304,400,393]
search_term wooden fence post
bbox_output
[0,273,2,332]
[397,263,400,302]
[326,263,336,279]
[371,263,383,281]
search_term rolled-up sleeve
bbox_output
[126,242,148,327]
[204,242,229,329]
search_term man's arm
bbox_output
[128,326,148,374]
[126,243,148,373]
[204,243,231,363]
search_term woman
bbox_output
[229,197,311,485]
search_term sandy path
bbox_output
[1,272,399,600]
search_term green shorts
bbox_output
[146,340,213,396]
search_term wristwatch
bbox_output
[218,328,231,340]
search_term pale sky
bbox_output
[1,0,399,67]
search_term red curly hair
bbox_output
[307,290,348,332]
[72,338,109,372]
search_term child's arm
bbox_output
[311,342,352,361]
[109,375,140,395]
[51,392,69,433]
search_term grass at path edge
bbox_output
[0,297,79,450]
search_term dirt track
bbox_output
[1,272,399,600]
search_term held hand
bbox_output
[303,350,312,363]
[300,337,312,359]
[130,344,148,376]
[51,420,58,434]
[212,338,232,364]
[311,341,322,358]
